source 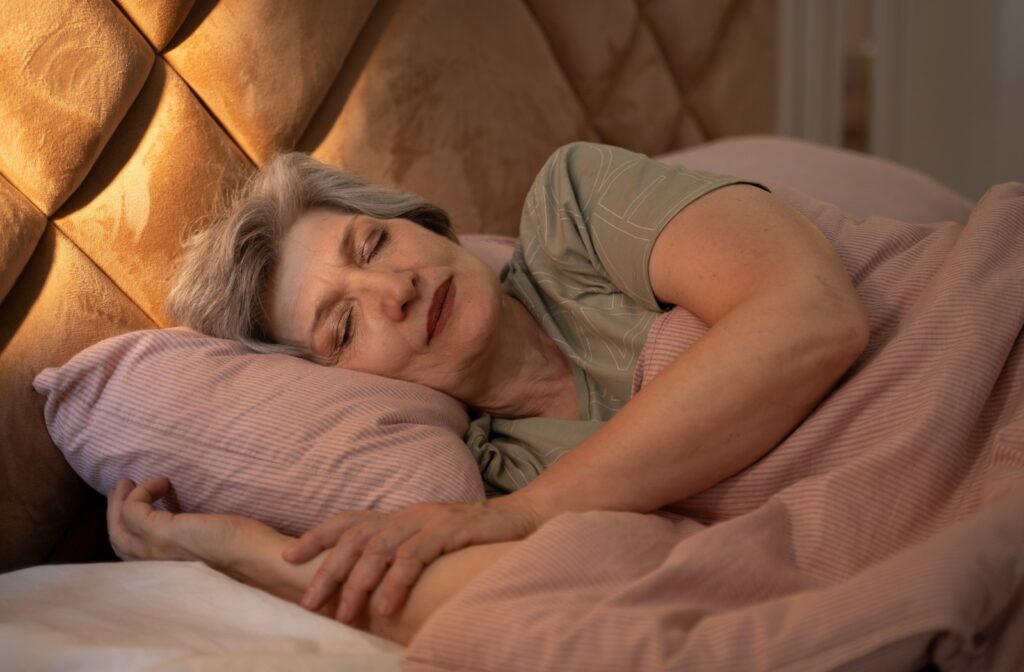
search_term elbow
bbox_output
[831,302,871,370]
[797,281,870,375]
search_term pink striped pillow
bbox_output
[33,327,485,537]
[457,234,517,273]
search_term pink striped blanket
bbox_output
[404,182,1024,671]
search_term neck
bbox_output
[458,294,577,420]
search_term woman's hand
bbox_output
[106,476,244,563]
[282,496,542,624]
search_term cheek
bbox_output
[455,277,500,350]
[349,337,409,378]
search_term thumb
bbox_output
[110,478,134,500]
[128,475,172,505]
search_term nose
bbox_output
[357,269,416,321]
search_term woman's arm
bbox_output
[517,184,870,517]
[283,183,870,625]
[200,516,518,645]
[107,477,519,646]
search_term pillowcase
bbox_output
[457,233,517,274]
[655,135,973,223]
[33,327,485,537]
[32,235,517,537]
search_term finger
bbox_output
[374,533,447,617]
[284,513,368,564]
[106,478,133,529]
[332,522,416,622]
[336,544,393,624]
[300,531,369,611]
[121,476,172,537]
[106,479,135,559]
[374,554,428,618]
[302,514,415,613]
[283,527,337,564]
[111,478,134,501]
[336,517,428,621]
[125,475,171,505]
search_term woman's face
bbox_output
[265,209,502,396]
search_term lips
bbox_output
[427,277,453,342]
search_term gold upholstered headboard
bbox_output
[0,0,776,571]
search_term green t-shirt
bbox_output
[466,142,766,496]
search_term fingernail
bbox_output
[338,599,353,623]
[300,592,315,609]
[378,598,392,616]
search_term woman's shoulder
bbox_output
[532,142,643,187]
[520,142,641,235]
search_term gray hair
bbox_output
[166,152,456,359]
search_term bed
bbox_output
[3,2,1023,671]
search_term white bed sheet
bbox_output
[0,560,403,671]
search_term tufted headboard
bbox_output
[0,0,776,572]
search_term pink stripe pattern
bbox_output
[405,182,1024,671]
[33,328,485,537]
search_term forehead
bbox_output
[265,210,359,342]
[274,208,367,292]
[285,209,358,252]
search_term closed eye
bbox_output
[329,226,390,360]
[331,306,355,358]
[364,227,390,263]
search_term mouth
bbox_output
[427,277,454,343]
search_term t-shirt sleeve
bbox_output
[517,142,769,311]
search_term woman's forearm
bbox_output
[180,515,518,645]
[515,288,867,519]
[187,517,329,607]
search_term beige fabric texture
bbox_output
[405,181,1024,672]
[0,227,155,570]
[52,59,254,327]
[0,0,152,215]
[0,0,777,572]
[0,175,46,306]
[164,0,378,164]
[116,0,196,51]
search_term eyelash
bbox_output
[331,227,390,357]
[364,228,390,263]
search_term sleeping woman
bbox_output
[106,142,869,645]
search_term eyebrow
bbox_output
[307,218,359,350]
